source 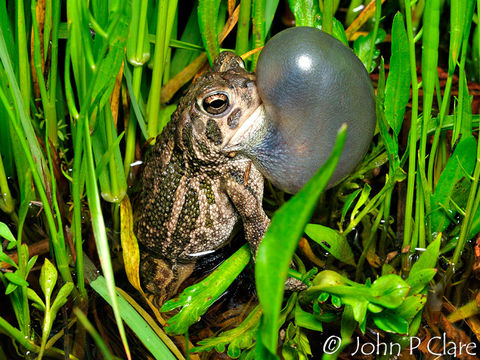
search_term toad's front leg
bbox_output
[222,163,306,291]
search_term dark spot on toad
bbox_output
[206,119,223,145]
[228,109,242,129]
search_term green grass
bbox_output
[0,0,479,359]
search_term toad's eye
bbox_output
[202,93,229,115]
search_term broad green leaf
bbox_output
[198,0,221,64]
[385,12,410,136]
[305,224,355,266]
[256,126,346,355]
[431,136,477,232]
[288,0,320,27]
[353,28,386,73]
[372,309,409,334]
[406,269,437,295]
[393,294,427,323]
[369,275,410,309]
[264,0,280,35]
[170,8,202,77]
[407,233,441,293]
[161,244,251,335]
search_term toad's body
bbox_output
[135,52,270,302]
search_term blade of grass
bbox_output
[256,125,346,356]
[0,33,72,285]
[252,0,265,67]
[73,308,121,360]
[66,0,132,356]
[15,0,31,109]
[0,28,48,189]
[264,0,279,35]
[147,0,178,138]
[83,113,131,359]
[83,256,176,360]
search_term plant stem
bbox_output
[402,0,420,253]
[0,153,15,214]
[146,0,169,139]
[236,0,251,56]
[323,0,334,35]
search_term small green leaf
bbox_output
[351,183,371,222]
[50,282,74,315]
[4,282,18,295]
[27,288,46,311]
[294,302,323,332]
[4,272,29,287]
[0,222,16,243]
[40,258,58,302]
[26,255,38,275]
[0,251,17,268]
[305,224,356,266]
[341,188,362,222]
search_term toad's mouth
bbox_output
[222,105,266,152]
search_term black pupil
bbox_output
[209,99,225,109]
[203,94,228,114]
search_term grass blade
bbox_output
[256,125,346,355]
[384,12,410,137]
